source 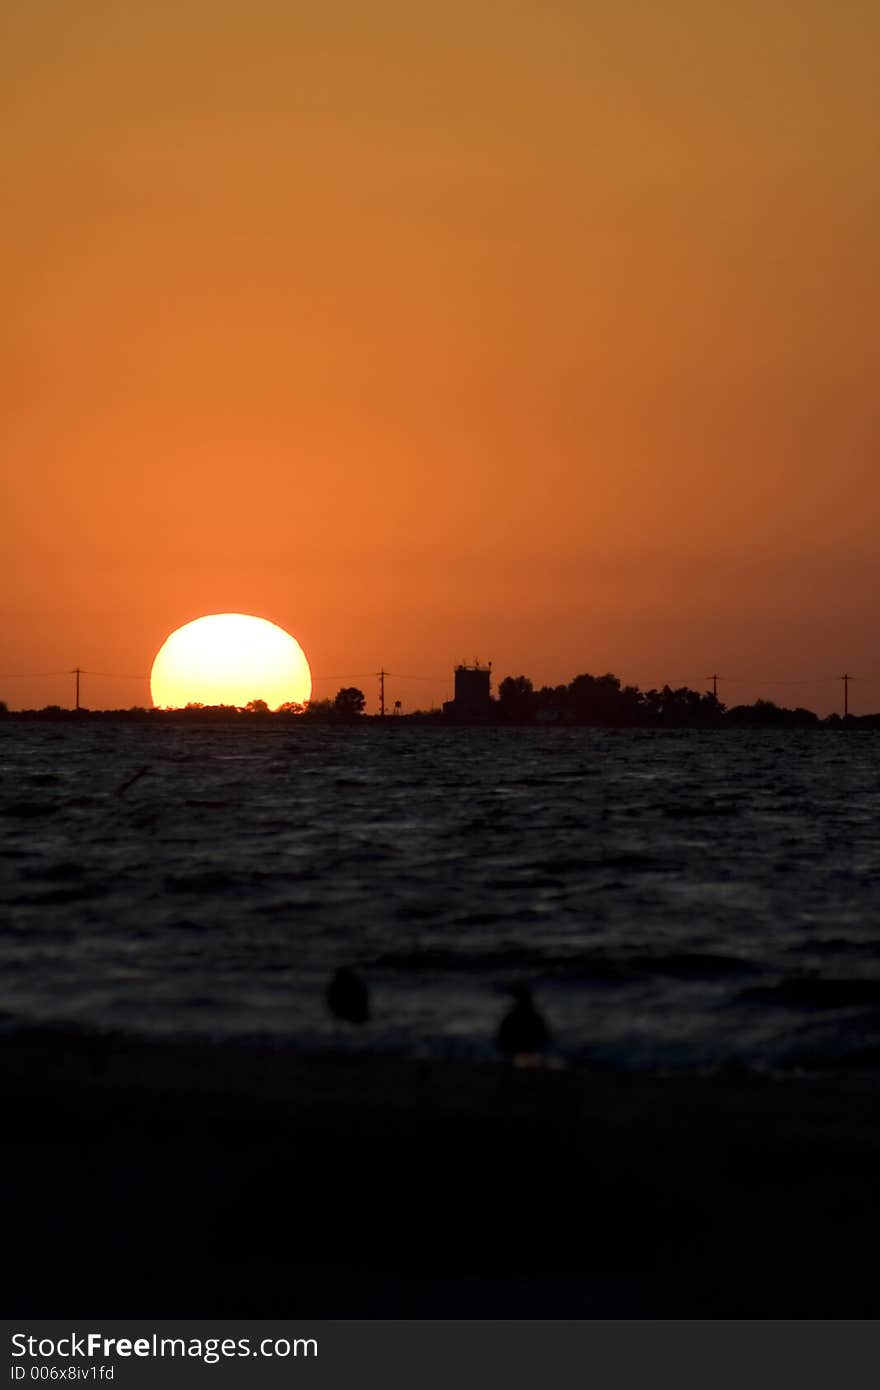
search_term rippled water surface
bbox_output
[2,722,880,1073]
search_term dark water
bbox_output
[2,722,880,1074]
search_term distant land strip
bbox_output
[1,671,875,728]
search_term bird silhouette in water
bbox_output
[326,967,370,1024]
[497,984,548,1063]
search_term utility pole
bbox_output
[841,673,853,718]
[71,667,82,711]
[706,673,720,699]
[378,669,386,718]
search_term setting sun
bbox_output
[150,614,312,710]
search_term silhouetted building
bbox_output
[443,663,492,718]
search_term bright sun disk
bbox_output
[150,614,312,710]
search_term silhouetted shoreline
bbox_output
[1,689,874,730]
[4,1025,879,1316]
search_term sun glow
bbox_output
[150,614,312,710]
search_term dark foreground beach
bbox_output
[3,1029,878,1317]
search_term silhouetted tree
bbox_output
[725,699,818,729]
[245,699,270,714]
[534,684,570,722]
[567,673,642,725]
[302,698,334,718]
[334,687,366,717]
[498,675,536,722]
[640,684,723,727]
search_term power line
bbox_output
[380,672,442,681]
[310,671,444,681]
[0,669,147,681]
[84,671,148,681]
[310,673,378,681]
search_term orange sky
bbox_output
[3,1,878,714]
